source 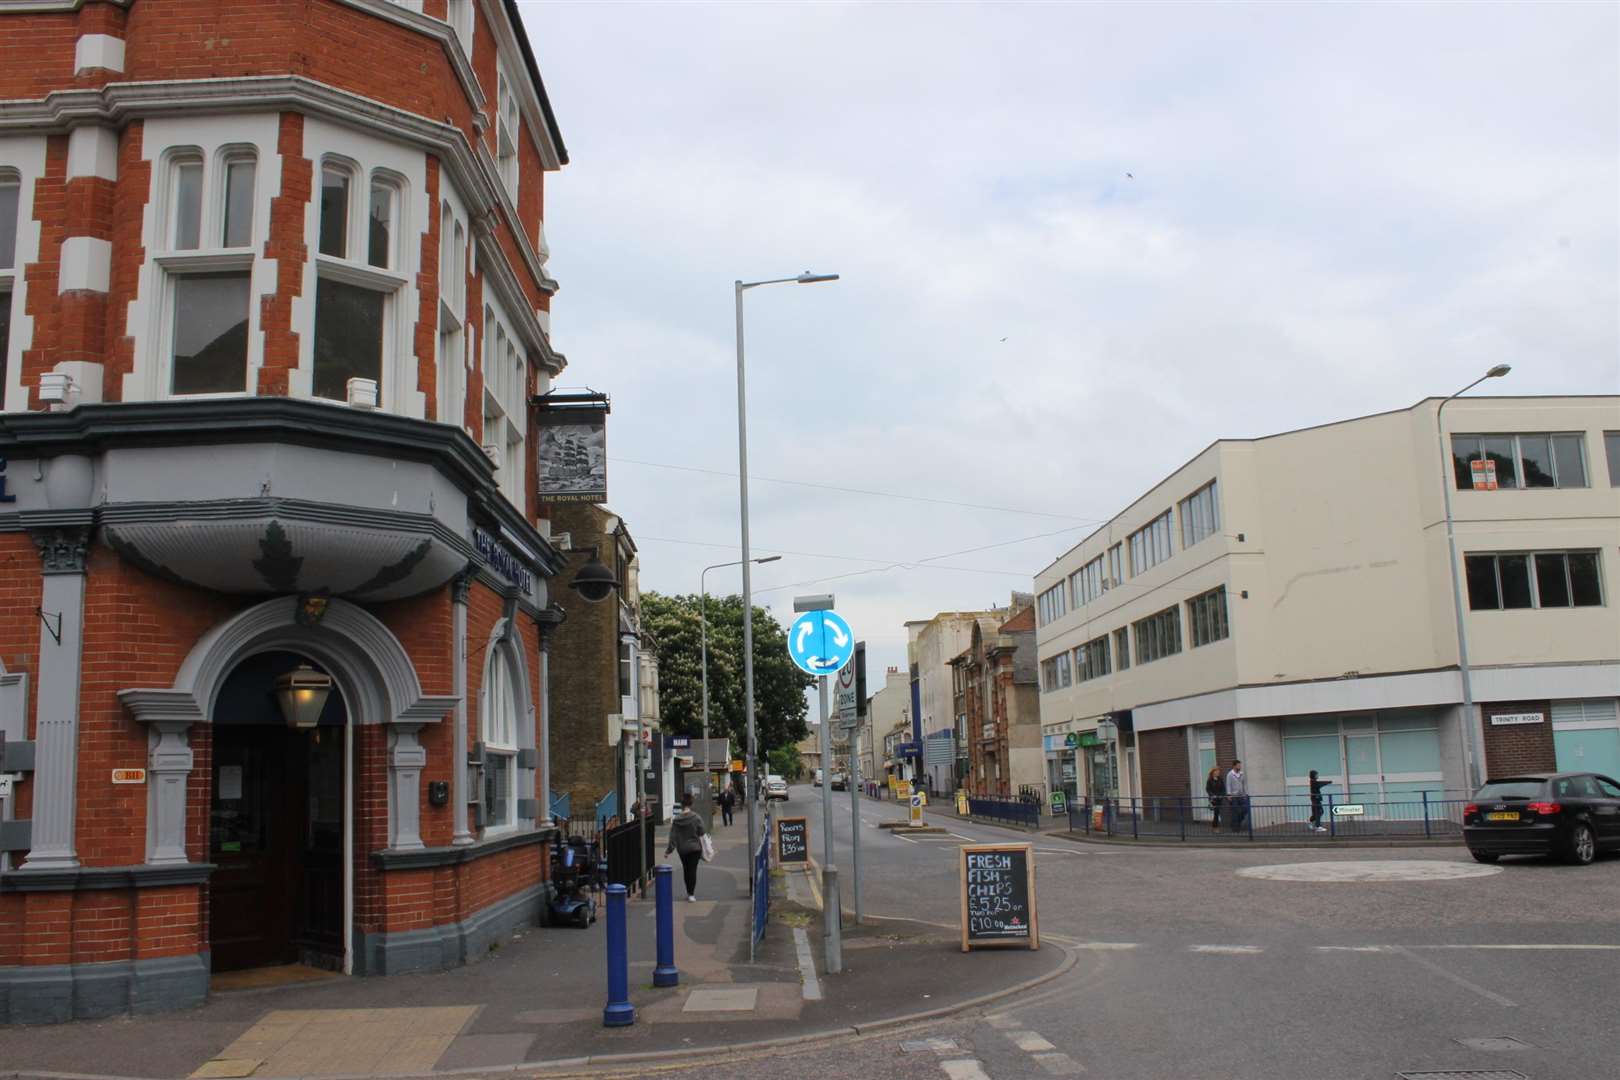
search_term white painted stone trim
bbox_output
[0,77,562,370]
[57,236,112,293]
[74,33,126,75]
[1131,661,1620,733]
[65,124,118,180]
[0,135,46,412]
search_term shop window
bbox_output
[157,149,255,396]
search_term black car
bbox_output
[1463,772,1620,865]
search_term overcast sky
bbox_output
[522,1,1619,690]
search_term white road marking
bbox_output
[940,1059,992,1080]
[1189,945,1264,955]
[792,927,823,1001]
[1008,1031,1056,1052]
[1391,945,1516,1007]
[1416,943,1620,951]
[1316,945,1389,953]
[1032,1051,1086,1075]
[1237,859,1501,882]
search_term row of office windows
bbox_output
[1038,480,1223,627]
[1452,431,1620,490]
[1465,550,1604,611]
[1041,586,1231,691]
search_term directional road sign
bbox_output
[788,609,855,677]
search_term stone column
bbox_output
[388,723,427,851]
[450,569,474,845]
[146,721,193,865]
[25,525,90,870]
[537,621,555,828]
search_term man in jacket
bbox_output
[1225,761,1249,833]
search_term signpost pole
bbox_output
[818,672,841,972]
[848,722,862,924]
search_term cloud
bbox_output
[523,0,1619,683]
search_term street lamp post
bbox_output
[734,271,839,888]
[700,556,782,789]
[1436,364,1511,791]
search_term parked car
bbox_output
[830,772,847,791]
[1463,772,1620,865]
[766,775,790,801]
[813,769,824,787]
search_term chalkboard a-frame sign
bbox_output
[777,817,809,864]
[959,843,1038,952]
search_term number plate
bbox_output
[1485,811,1519,822]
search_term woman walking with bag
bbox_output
[665,792,708,902]
[1205,765,1226,832]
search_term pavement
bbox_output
[0,794,1066,1079]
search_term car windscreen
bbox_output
[1475,780,1545,800]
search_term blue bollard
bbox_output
[602,884,635,1027]
[653,864,678,987]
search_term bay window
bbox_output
[313,158,406,406]
[156,148,255,396]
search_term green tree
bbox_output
[768,744,803,782]
[639,591,811,763]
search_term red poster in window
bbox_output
[1470,459,1498,490]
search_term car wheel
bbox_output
[1469,850,1500,864]
[1563,822,1597,866]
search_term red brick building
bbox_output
[0,0,581,1022]
[950,607,1041,798]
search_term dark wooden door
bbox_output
[210,723,303,971]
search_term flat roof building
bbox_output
[1034,395,1620,817]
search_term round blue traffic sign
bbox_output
[787,610,855,677]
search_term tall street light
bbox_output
[700,555,782,784]
[1437,363,1511,791]
[734,270,839,881]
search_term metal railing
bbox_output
[1065,792,1470,842]
[602,817,658,892]
[967,795,1043,830]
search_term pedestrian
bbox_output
[665,791,708,902]
[1225,760,1249,833]
[1205,765,1226,831]
[1308,769,1331,833]
[719,785,735,827]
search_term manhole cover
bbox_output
[1397,1071,1529,1080]
[901,1038,960,1054]
[1456,1037,1535,1051]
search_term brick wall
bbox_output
[1214,720,1236,772]
[1138,727,1192,799]
[545,505,621,811]
[1480,701,1556,778]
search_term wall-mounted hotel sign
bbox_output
[535,389,610,504]
[474,527,534,593]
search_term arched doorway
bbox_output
[209,651,347,972]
